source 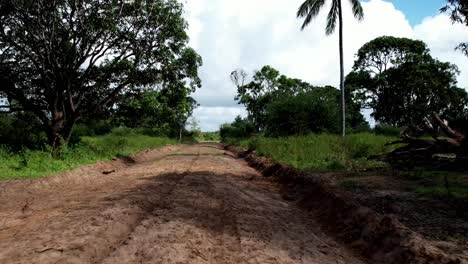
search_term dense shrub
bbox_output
[0,113,47,150]
[200,132,221,142]
[264,87,368,137]
[374,124,401,137]
[220,116,255,140]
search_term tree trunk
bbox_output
[47,112,78,150]
[338,0,346,137]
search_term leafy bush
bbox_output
[220,116,255,140]
[264,87,369,137]
[0,113,47,150]
[109,127,137,137]
[198,132,220,142]
[374,124,401,137]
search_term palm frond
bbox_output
[325,0,338,35]
[349,0,364,20]
[297,0,326,30]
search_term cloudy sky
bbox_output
[183,0,468,131]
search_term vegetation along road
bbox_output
[0,144,364,264]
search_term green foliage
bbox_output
[347,36,467,126]
[231,66,316,131]
[113,88,199,138]
[296,0,364,34]
[231,65,368,135]
[374,124,401,137]
[227,133,397,170]
[73,120,114,137]
[0,133,175,180]
[0,0,201,146]
[197,132,221,142]
[297,0,364,136]
[264,86,367,136]
[220,116,256,140]
[0,113,47,151]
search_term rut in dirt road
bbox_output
[0,144,365,264]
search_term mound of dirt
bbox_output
[225,145,463,264]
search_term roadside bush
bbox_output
[109,127,137,137]
[0,113,47,151]
[374,124,401,137]
[264,87,369,137]
[220,116,255,140]
[198,132,220,142]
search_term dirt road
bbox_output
[0,144,364,264]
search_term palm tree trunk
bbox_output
[338,0,346,137]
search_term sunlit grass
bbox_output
[0,133,175,180]
[226,133,398,170]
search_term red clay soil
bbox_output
[0,144,365,264]
[225,146,466,264]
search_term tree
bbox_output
[113,86,198,137]
[0,0,201,148]
[441,0,468,56]
[219,116,255,140]
[297,0,364,137]
[352,36,429,75]
[231,66,315,131]
[346,36,467,126]
[265,86,368,136]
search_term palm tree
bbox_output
[297,0,364,137]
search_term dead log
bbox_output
[371,114,466,170]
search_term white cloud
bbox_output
[414,15,468,91]
[193,106,247,132]
[184,0,468,131]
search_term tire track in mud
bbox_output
[0,144,365,264]
[97,149,202,264]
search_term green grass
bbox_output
[0,133,175,180]
[226,133,398,170]
[196,132,221,142]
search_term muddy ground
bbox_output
[331,171,468,261]
[0,144,365,264]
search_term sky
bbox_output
[183,0,468,131]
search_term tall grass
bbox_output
[229,133,398,170]
[0,131,175,180]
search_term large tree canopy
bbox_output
[265,86,368,136]
[231,65,367,135]
[0,0,201,147]
[231,66,315,131]
[346,36,467,127]
[113,87,198,137]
